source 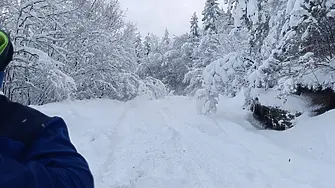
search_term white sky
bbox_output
[120,0,225,37]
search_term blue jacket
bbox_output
[0,95,94,187]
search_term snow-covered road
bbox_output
[35,95,335,188]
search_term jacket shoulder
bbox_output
[0,95,52,144]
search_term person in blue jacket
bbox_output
[0,30,94,187]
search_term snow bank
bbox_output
[34,96,335,188]
[248,88,311,113]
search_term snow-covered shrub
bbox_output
[183,68,204,95]
[77,73,167,101]
[122,74,168,100]
[196,52,253,114]
[196,88,218,115]
[138,77,168,100]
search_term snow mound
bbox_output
[248,88,311,113]
[34,96,335,188]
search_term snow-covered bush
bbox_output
[138,77,168,100]
[76,73,167,101]
[196,88,219,115]
[114,74,167,101]
[197,52,253,114]
[183,68,204,95]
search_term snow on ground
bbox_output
[34,94,335,188]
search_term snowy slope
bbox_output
[34,95,335,188]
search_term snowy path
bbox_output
[36,96,335,188]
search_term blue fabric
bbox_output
[0,138,24,159]
[0,71,4,88]
[0,116,94,188]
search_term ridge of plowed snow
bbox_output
[35,95,335,188]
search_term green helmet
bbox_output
[0,30,13,71]
[0,31,9,55]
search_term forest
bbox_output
[1,0,335,130]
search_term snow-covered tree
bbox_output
[300,0,335,60]
[159,28,172,57]
[144,33,152,56]
[202,0,222,34]
[137,33,190,94]
[248,0,335,95]
[135,33,145,64]
[0,0,167,104]
[2,0,77,105]
[184,0,254,96]
[184,24,249,95]
[190,12,201,41]
[162,28,171,47]
[184,0,222,95]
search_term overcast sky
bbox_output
[120,0,215,37]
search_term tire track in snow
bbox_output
[157,107,272,187]
[98,102,136,186]
[157,110,218,187]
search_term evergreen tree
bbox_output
[144,33,152,56]
[160,28,171,55]
[202,0,222,34]
[190,12,200,40]
[134,33,145,64]
[162,28,171,46]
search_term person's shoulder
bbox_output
[0,95,52,144]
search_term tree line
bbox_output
[1,0,335,116]
[0,0,166,105]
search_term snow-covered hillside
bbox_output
[35,95,335,188]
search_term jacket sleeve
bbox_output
[0,117,94,188]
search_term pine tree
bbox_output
[134,33,145,64]
[162,28,171,47]
[144,33,152,56]
[202,0,222,34]
[190,12,200,40]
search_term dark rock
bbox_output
[250,98,300,131]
